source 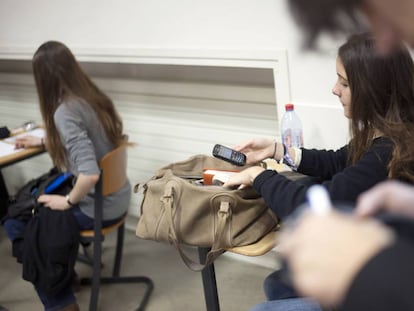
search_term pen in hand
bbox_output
[306,185,332,215]
[278,185,333,288]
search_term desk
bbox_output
[0,146,45,169]
[0,131,46,217]
[0,135,47,311]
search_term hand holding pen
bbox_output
[277,185,395,307]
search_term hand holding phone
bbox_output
[212,144,246,166]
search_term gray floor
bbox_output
[0,225,277,311]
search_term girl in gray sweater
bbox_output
[6,41,130,311]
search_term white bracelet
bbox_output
[282,144,297,171]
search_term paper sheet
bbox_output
[0,128,45,157]
[0,140,18,157]
[4,128,45,144]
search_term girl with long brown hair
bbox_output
[4,41,131,311]
[223,32,414,310]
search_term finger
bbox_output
[355,188,384,218]
[233,140,254,152]
[222,181,240,189]
[37,195,49,203]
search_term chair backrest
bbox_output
[99,144,127,196]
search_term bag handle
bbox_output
[162,185,229,271]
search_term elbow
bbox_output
[90,174,100,185]
[79,173,100,186]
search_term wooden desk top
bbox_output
[0,146,46,169]
[226,231,278,256]
[0,127,46,169]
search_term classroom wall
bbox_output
[0,63,278,221]
[0,0,349,268]
[0,0,349,148]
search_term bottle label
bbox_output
[282,128,303,148]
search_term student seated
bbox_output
[3,41,131,311]
[222,33,414,311]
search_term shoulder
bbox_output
[54,98,93,122]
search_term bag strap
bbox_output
[161,185,229,271]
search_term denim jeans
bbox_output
[250,298,322,311]
[263,270,297,300]
[3,205,125,311]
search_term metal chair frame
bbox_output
[79,144,154,311]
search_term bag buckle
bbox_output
[161,187,173,203]
[218,201,230,215]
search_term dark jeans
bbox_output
[3,205,125,311]
[264,270,297,300]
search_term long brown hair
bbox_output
[339,33,414,182]
[32,41,124,169]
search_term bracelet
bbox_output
[65,194,75,207]
[282,144,297,171]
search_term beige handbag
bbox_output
[135,154,279,270]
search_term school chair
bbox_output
[79,143,154,311]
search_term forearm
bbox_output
[67,173,99,205]
[253,169,308,219]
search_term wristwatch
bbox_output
[65,194,75,207]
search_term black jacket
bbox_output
[18,206,79,297]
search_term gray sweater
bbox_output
[54,98,130,220]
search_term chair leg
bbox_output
[100,276,154,311]
[77,243,104,268]
[90,235,103,311]
[198,247,220,311]
[112,224,124,277]
[81,226,154,311]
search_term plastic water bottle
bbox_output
[280,103,304,148]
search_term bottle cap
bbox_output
[285,103,294,111]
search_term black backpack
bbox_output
[4,167,73,220]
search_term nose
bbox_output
[332,84,340,97]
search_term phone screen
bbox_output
[217,146,232,158]
[212,144,246,166]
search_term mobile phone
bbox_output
[212,144,246,166]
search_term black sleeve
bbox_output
[340,237,414,311]
[298,145,348,180]
[253,138,393,220]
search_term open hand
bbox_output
[222,166,265,189]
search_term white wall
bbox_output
[0,0,349,149]
[0,0,350,270]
